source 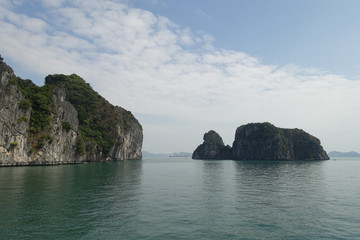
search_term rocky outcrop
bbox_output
[232,123,329,160]
[193,122,329,160]
[0,55,143,166]
[107,107,143,161]
[192,130,232,159]
[27,87,82,165]
[0,57,31,165]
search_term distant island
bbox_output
[193,122,329,160]
[142,151,191,158]
[169,152,192,157]
[328,151,360,158]
[0,55,143,166]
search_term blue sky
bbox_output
[1,0,360,153]
[129,0,360,78]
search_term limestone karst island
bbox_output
[1,54,329,166]
[0,55,143,166]
[193,122,329,160]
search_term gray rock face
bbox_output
[192,123,329,161]
[0,59,31,165]
[107,107,143,161]
[28,87,82,165]
[0,56,143,166]
[192,130,232,159]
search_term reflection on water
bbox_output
[1,158,360,240]
[0,161,142,239]
[201,160,226,192]
[233,160,325,195]
[230,160,327,239]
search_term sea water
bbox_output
[0,157,359,239]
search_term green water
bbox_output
[1,158,359,239]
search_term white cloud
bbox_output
[1,5,48,33]
[38,0,68,8]
[0,0,359,153]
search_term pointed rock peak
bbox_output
[0,54,14,76]
[203,130,225,146]
[192,130,232,160]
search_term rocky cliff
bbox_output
[232,123,329,160]
[193,122,329,160]
[0,56,143,166]
[192,130,232,159]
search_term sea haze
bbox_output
[1,158,359,239]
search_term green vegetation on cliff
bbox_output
[241,122,281,140]
[8,76,55,150]
[6,73,140,158]
[1,55,143,165]
[45,74,139,157]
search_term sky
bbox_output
[1,0,360,154]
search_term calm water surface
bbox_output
[0,158,359,239]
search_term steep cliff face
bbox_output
[192,130,232,159]
[44,74,143,162]
[232,123,329,160]
[0,56,142,166]
[192,123,329,160]
[107,107,143,161]
[28,87,81,165]
[281,128,329,160]
[0,57,31,165]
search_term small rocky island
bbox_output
[193,122,329,160]
[0,55,143,166]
